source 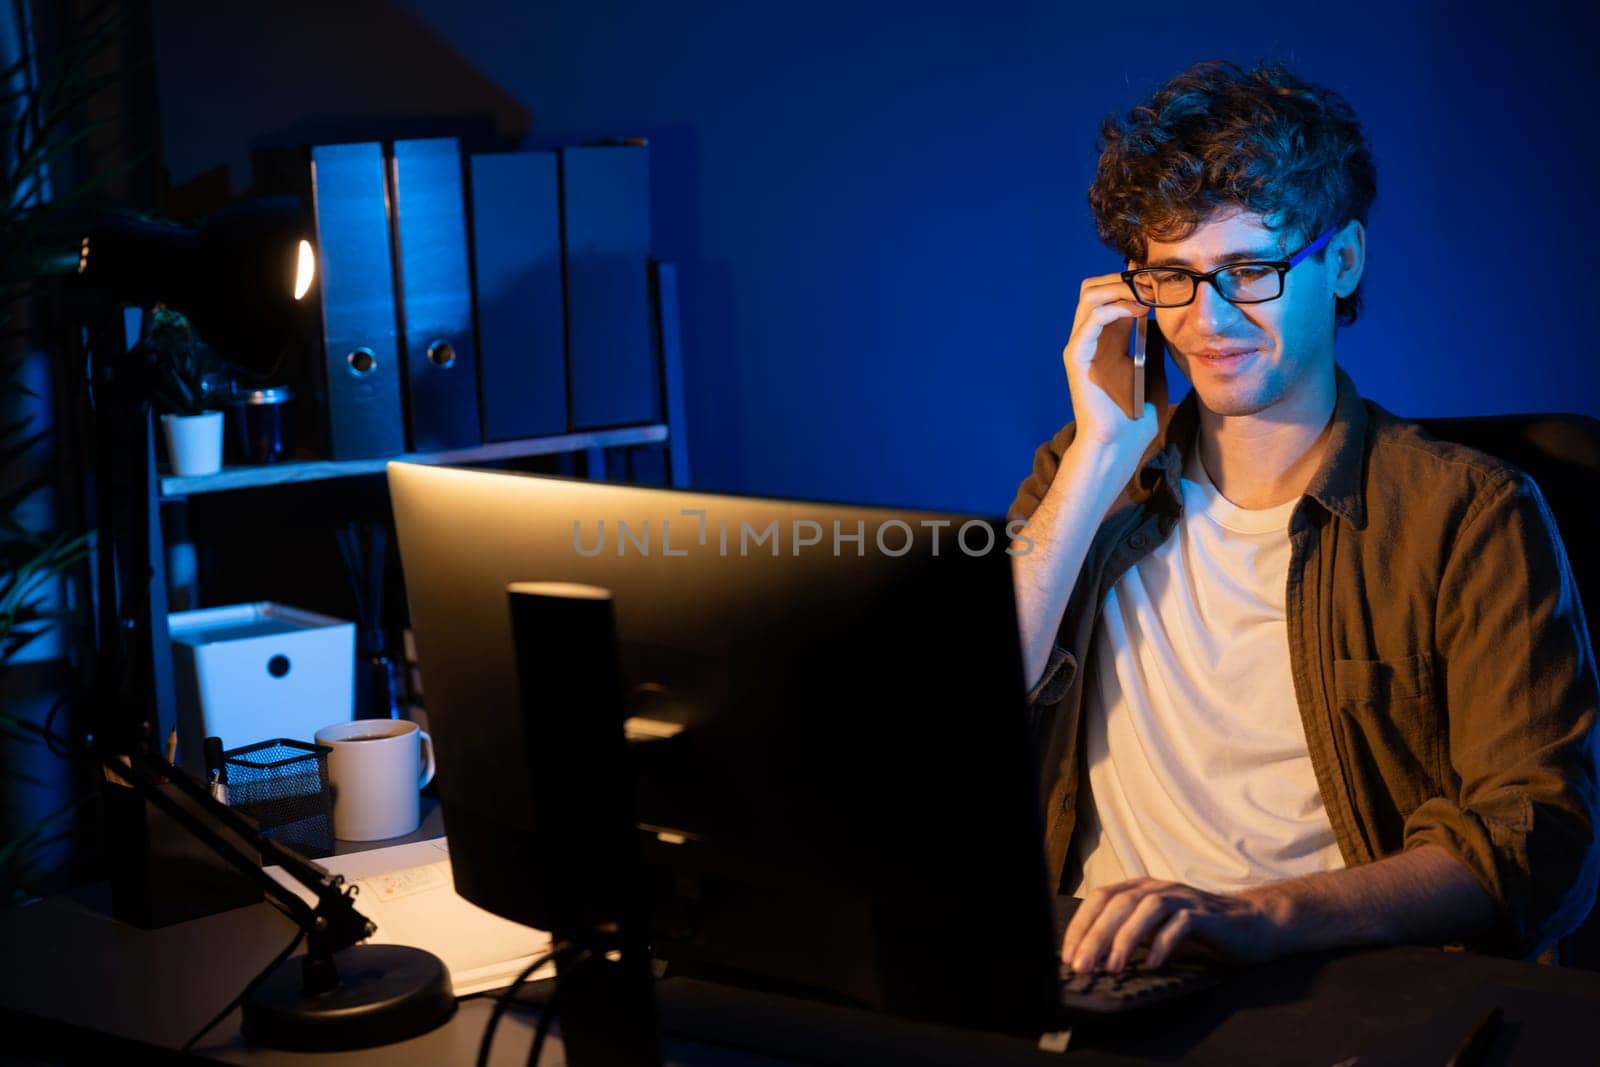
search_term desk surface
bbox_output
[7,813,1600,1066]
[8,889,1600,1067]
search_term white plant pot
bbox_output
[160,411,224,476]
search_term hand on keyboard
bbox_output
[1054,898,1222,1014]
[1056,951,1220,1014]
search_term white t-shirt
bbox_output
[1065,446,1345,897]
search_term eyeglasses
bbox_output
[1120,226,1338,308]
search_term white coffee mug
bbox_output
[314,719,437,841]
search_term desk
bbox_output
[0,886,1107,1067]
[7,846,1600,1064]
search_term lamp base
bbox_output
[241,943,455,1051]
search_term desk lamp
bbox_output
[68,197,456,1050]
[76,196,318,371]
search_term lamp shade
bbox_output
[81,196,315,374]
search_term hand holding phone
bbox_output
[1061,272,1164,455]
[1084,308,1157,421]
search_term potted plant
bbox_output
[2,7,127,903]
[145,306,224,476]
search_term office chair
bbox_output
[1412,412,1600,969]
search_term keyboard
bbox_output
[1054,898,1222,1015]
[1057,954,1220,1014]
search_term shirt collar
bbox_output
[1139,363,1369,530]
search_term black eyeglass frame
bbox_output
[1119,225,1338,308]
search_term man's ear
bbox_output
[1331,219,1366,299]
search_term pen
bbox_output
[203,735,229,805]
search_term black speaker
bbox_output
[504,581,661,1067]
[505,581,636,928]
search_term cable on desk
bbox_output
[476,940,574,1067]
[527,947,593,1067]
[181,925,306,1052]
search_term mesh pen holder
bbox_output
[223,738,334,859]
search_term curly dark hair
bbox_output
[1088,60,1378,326]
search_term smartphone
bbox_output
[1131,313,1147,419]
[1086,310,1154,420]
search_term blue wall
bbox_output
[157,1,1600,515]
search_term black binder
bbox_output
[257,141,407,460]
[389,138,482,452]
[468,151,567,441]
[560,143,659,429]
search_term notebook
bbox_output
[263,838,554,995]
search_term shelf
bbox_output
[157,423,670,499]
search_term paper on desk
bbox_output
[263,838,554,995]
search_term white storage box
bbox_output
[170,602,355,764]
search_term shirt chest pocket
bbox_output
[1331,653,1449,824]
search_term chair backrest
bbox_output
[1412,412,1600,966]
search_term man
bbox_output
[1009,60,1600,975]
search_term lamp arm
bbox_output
[104,742,376,957]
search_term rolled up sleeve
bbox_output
[1405,472,1600,959]
[1027,644,1077,710]
[1006,421,1079,533]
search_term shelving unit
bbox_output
[144,261,691,765]
[157,423,669,499]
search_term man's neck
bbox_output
[1195,368,1338,510]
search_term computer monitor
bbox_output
[387,462,1061,1036]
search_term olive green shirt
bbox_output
[1008,366,1600,960]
